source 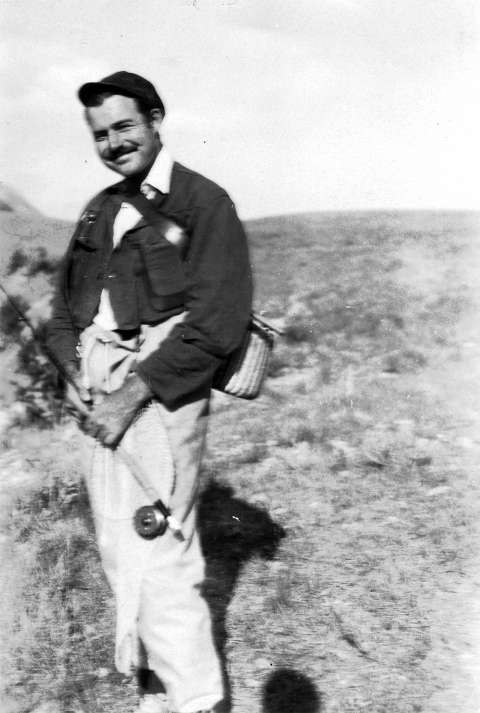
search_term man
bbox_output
[47,71,252,713]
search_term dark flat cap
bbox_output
[78,71,165,116]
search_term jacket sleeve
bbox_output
[136,193,253,408]
[45,242,79,371]
[46,191,108,371]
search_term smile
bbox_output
[113,152,135,163]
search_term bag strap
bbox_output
[128,194,284,338]
[125,191,189,254]
[251,312,285,335]
[124,191,174,233]
[104,193,283,343]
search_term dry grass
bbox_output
[1,211,480,712]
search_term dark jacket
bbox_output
[47,161,253,409]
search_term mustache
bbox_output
[103,147,135,161]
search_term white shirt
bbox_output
[93,147,174,330]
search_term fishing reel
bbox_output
[133,500,169,539]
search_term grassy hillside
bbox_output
[1,207,480,713]
[0,190,71,403]
[0,208,71,278]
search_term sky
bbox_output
[0,0,478,220]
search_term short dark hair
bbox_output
[82,90,154,119]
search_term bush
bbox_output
[0,294,31,341]
[6,247,59,277]
[15,330,64,426]
[0,292,64,424]
[6,248,29,274]
[27,246,59,276]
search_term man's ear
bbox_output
[149,108,164,129]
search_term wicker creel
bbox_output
[213,313,281,399]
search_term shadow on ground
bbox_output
[261,669,322,713]
[198,480,286,709]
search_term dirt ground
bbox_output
[397,233,480,712]
[208,211,480,713]
[1,211,480,713]
[427,263,480,710]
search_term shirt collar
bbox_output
[142,146,174,194]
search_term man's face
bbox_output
[86,94,161,178]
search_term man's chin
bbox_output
[104,159,140,177]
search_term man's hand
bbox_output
[64,363,92,417]
[81,373,153,448]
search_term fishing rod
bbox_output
[0,281,183,541]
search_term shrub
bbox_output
[6,247,59,277]
[15,331,64,425]
[0,293,64,424]
[7,248,29,274]
[27,247,59,276]
[0,294,31,341]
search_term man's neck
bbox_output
[125,142,162,190]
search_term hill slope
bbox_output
[0,182,72,282]
[0,181,42,215]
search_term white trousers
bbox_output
[81,316,224,713]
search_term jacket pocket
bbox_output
[72,210,101,251]
[140,236,186,297]
[67,211,102,290]
[68,242,95,294]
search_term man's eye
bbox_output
[93,125,137,142]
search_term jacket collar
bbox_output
[142,146,174,195]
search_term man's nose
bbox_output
[106,129,123,151]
